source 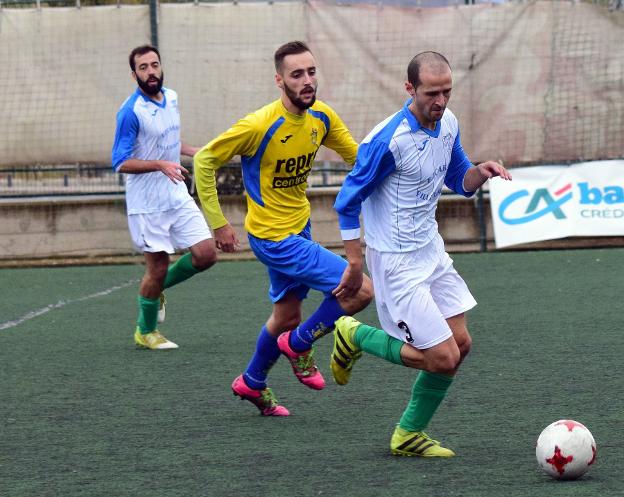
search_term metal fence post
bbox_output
[477,188,487,252]
[322,161,329,186]
[149,0,159,48]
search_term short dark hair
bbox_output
[274,41,312,72]
[129,45,161,72]
[407,51,451,88]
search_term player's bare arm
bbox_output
[180,142,199,157]
[463,160,512,192]
[333,238,364,299]
[119,159,188,183]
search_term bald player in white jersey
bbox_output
[112,45,217,350]
[332,51,512,457]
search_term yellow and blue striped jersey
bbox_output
[194,98,357,241]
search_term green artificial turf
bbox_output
[1,249,622,497]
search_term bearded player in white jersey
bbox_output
[112,45,217,350]
[333,52,512,457]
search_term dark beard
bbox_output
[283,81,316,111]
[137,72,164,96]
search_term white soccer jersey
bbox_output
[111,87,194,215]
[335,100,475,252]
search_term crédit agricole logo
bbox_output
[498,182,624,225]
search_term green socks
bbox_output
[137,253,199,333]
[399,371,454,432]
[353,323,404,366]
[163,252,200,289]
[137,295,159,334]
[350,321,454,433]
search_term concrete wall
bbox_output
[1,191,622,266]
[0,191,487,262]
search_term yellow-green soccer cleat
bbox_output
[134,327,178,350]
[331,316,363,385]
[157,293,166,324]
[390,426,456,458]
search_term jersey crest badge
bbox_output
[310,129,318,146]
[442,133,453,153]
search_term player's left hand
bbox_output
[159,161,188,184]
[214,223,240,253]
[333,263,363,300]
[476,161,512,181]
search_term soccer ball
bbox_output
[535,420,596,480]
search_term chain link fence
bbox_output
[0,163,352,197]
[1,0,622,198]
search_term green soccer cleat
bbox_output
[157,293,166,324]
[390,426,455,458]
[331,316,363,385]
[134,327,178,350]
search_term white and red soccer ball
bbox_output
[536,419,596,480]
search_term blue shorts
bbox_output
[248,221,348,303]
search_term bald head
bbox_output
[407,52,451,89]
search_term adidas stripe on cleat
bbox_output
[330,316,363,385]
[277,331,325,390]
[231,375,290,417]
[390,427,455,458]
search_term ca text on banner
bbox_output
[489,160,624,249]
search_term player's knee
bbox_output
[148,262,169,282]
[428,349,460,375]
[458,333,472,359]
[192,246,217,271]
[270,311,301,333]
[429,361,458,376]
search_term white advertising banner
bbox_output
[489,160,624,248]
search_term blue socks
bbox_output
[242,298,346,389]
[289,297,345,352]
[243,326,281,390]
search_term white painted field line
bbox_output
[0,279,138,331]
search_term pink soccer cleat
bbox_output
[277,331,326,390]
[231,375,290,417]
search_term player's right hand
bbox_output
[159,161,188,183]
[333,263,363,299]
[214,224,240,253]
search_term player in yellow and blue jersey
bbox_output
[194,41,373,416]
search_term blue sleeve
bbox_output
[444,128,474,198]
[111,106,139,171]
[334,139,397,230]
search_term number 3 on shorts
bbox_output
[397,320,414,344]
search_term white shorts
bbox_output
[128,204,212,254]
[366,234,477,349]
